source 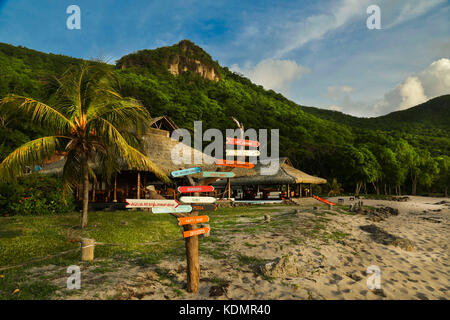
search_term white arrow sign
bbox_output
[125,199,180,208]
[180,196,217,204]
[226,149,260,157]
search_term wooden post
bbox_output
[227,178,231,199]
[183,222,200,293]
[92,182,96,202]
[300,183,302,198]
[113,174,117,202]
[81,238,95,261]
[287,184,290,199]
[137,171,141,199]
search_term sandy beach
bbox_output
[42,196,448,300]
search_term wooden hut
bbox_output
[213,157,326,200]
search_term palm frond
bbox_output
[0,136,69,181]
[89,117,170,183]
[0,94,74,133]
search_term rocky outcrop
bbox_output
[168,55,219,81]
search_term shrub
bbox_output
[0,174,74,216]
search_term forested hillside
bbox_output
[0,40,448,195]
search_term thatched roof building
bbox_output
[213,157,326,187]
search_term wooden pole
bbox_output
[300,183,302,198]
[287,184,290,199]
[81,238,95,261]
[227,178,231,199]
[137,171,141,199]
[113,174,117,202]
[183,222,200,293]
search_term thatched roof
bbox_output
[38,118,216,177]
[213,157,326,186]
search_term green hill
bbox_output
[0,40,448,195]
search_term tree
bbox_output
[435,156,449,197]
[0,62,169,228]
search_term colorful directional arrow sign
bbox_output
[152,205,193,214]
[226,149,260,157]
[177,215,209,226]
[216,159,255,168]
[180,196,217,204]
[171,167,202,177]
[226,137,260,147]
[125,199,179,208]
[177,185,215,193]
[191,204,217,212]
[183,226,210,238]
[202,171,235,178]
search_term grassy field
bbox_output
[0,203,342,299]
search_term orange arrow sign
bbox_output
[183,226,210,238]
[178,215,209,226]
[216,159,255,168]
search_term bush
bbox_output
[0,174,74,216]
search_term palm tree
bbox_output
[327,178,344,196]
[0,62,169,228]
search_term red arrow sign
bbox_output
[216,159,255,168]
[226,137,260,147]
[183,226,210,238]
[177,186,215,193]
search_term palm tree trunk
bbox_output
[81,154,89,229]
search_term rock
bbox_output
[391,238,415,251]
[260,255,303,278]
[264,214,271,223]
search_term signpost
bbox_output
[226,137,260,147]
[180,196,216,204]
[125,199,179,208]
[152,205,192,214]
[177,186,215,193]
[171,167,202,177]
[191,204,217,212]
[177,215,209,226]
[225,149,260,157]
[183,226,210,238]
[216,159,255,168]
[202,171,235,178]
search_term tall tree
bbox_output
[0,62,169,228]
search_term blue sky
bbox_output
[0,0,449,117]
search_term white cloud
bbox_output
[385,0,445,29]
[231,59,309,95]
[327,105,343,112]
[325,85,355,100]
[374,58,450,114]
[272,0,370,58]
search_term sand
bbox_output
[53,196,449,300]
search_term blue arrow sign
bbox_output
[171,167,202,177]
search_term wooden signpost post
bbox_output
[177,185,215,193]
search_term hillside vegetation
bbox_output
[0,40,448,195]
